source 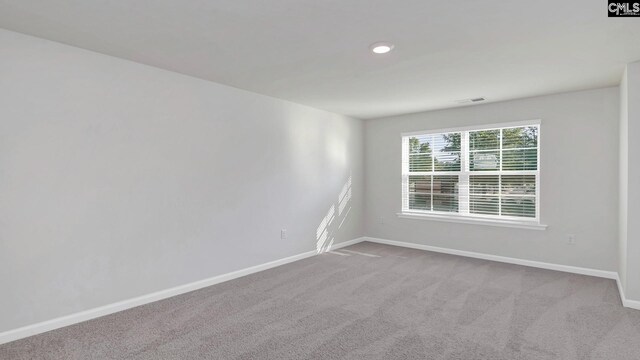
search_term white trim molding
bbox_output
[401,121,542,224]
[397,212,548,230]
[615,274,640,310]
[363,237,616,279]
[362,237,640,310]
[0,237,366,345]
[2,235,636,345]
[401,119,542,137]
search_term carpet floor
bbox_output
[1,241,640,359]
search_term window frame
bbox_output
[400,120,543,228]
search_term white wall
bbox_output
[0,29,364,333]
[365,87,619,271]
[620,61,640,301]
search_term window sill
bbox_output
[396,212,548,230]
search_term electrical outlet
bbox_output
[281,229,287,240]
[379,216,384,225]
[567,234,576,245]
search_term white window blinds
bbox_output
[402,121,540,222]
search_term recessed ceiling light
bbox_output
[370,42,394,54]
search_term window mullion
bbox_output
[430,134,434,211]
[498,129,503,216]
[430,175,433,211]
[459,131,470,215]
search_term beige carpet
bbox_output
[1,241,639,359]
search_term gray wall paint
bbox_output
[620,61,640,301]
[0,26,632,335]
[0,29,364,332]
[619,68,628,293]
[364,87,619,272]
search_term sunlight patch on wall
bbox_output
[316,175,352,253]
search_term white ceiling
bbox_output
[1,0,639,119]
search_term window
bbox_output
[401,121,540,224]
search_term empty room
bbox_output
[1,1,640,359]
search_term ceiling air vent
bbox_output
[455,97,486,104]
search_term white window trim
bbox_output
[396,212,547,230]
[400,119,541,137]
[400,119,546,229]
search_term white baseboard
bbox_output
[363,237,618,279]
[623,295,640,310]
[615,274,640,310]
[362,237,640,310]
[3,235,637,345]
[0,237,366,345]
